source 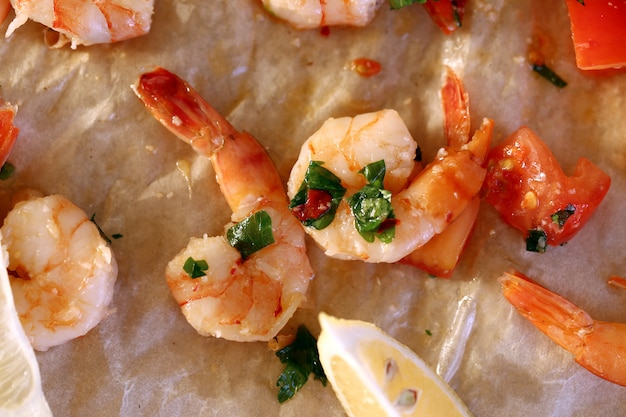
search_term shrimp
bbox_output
[500,271,626,387]
[260,0,384,29]
[5,0,153,48]
[133,67,314,342]
[287,71,493,263]
[400,67,482,277]
[0,0,10,25]
[0,194,118,351]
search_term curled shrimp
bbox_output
[500,271,626,387]
[1,194,118,351]
[287,70,493,263]
[260,0,384,29]
[133,67,314,342]
[401,68,482,277]
[5,0,153,48]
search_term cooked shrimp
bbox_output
[133,67,314,342]
[401,67,482,277]
[500,271,626,387]
[5,0,153,48]
[287,76,493,263]
[1,194,118,351]
[260,0,384,29]
[0,0,10,25]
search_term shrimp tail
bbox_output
[501,271,626,386]
[133,67,233,157]
[441,66,471,149]
[134,67,286,215]
[500,271,592,354]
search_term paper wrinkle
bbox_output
[436,294,477,383]
[1,1,625,416]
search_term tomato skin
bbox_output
[482,127,611,247]
[565,0,626,70]
[423,0,466,35]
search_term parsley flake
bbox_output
[551,204,576,228]
[0,162,15,180]
[276,325,327,403]
[347,160,396,243]
[388,0,426,10]
[289,161,346,230]
[227,210,275,260]
[526,229,548,253]
[532,64,567,88]
[183,257,209,278]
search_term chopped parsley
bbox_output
[532,63,567,88]
[0,162,15,180]
[90,213,121,245]
[276,325,327,403]
[425,329,432,336]
[289,161,346,230]
[551,204,576,228]
[183,257,209,278]
[388,0,426,9]
[526,229,548,253]
[347,160,396,243]
[226,210,275,260]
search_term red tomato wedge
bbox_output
[0,104,19,167]
[482,127,611,249]
[423,0,466,35]
[565,0,626,70]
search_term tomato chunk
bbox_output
[565,0,626,70]
[482,127,611,248]
[423,0,466,35]
[0,104,19,167]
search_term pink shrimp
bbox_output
[401,67,486,277]
[133,67,314,342]
[5,0,153,48]
[500,271,626,387]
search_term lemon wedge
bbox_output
[0,236,52,417]
[317,313,472,417]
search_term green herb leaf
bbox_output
[0,162,15,180]
[532,64,567,88]
[577,0,585,5]
[90,213,112,245]
[526,229,548,253]
[388,0,426,10]
[551,204,576,228]
[289,161,346,230]
[227,210,275,260]
[276,325,327,403]
[347,160,396,243]
[183,257,209,278]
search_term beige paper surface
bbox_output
[1,1,625,416]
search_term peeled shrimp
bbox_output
[0,0,10,25]
[1,194,118,351]
[260,0,384,29]
[501,271,626,387]
[5,0,153,48]
[287,78,493,263]
[133,67,314,342]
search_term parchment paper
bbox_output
[1,1,625,416]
